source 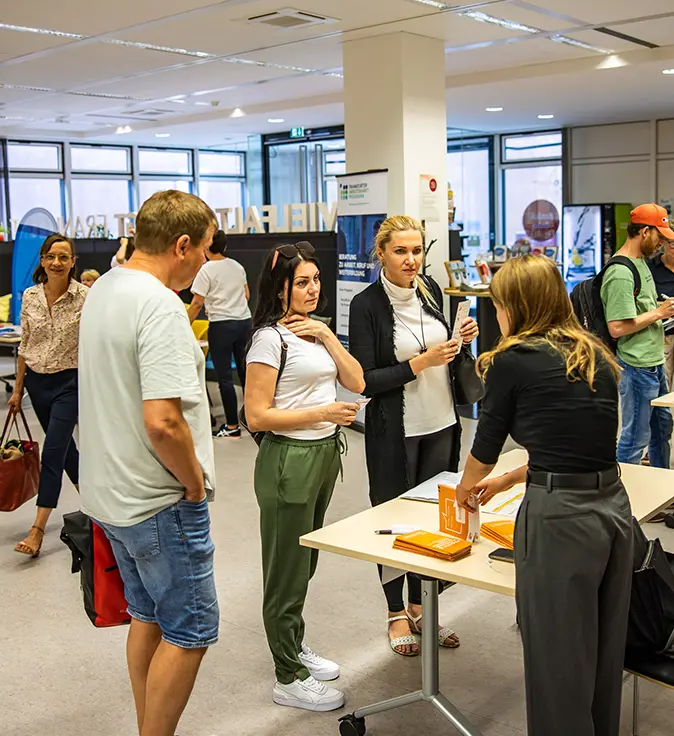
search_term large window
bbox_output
[71,146,130,173]
[139,179,191,205]
[71,179,132,237]
[197,151,246,219]
[139,149,191,175]
[9,178,64,226]
[447,140,492,252]
[8,143,61,171]
[503,165,563,247]
[501,131,563,250]
[503,132,562,163]
[198,180,243,212]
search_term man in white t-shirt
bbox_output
[78,190,218,736]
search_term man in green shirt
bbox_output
[601,203,674,468]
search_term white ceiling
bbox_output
[0,0,673,147]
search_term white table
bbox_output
[651,392,674,408]
[300,450,674,736]
[0,329,20,394]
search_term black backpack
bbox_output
[570,256,641,352]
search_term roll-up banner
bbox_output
[335,169,388,347]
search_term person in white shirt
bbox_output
[188,229,251,438]
[78,190,219,736]
[349,215,479,657]
[244,241,364,712]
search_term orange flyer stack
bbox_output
[480,520,515,550]
[393,530,472,562]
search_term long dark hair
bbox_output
[32,233,77,284]
[252,242,327,332]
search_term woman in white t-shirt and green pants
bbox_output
[188,230,252,438]
[245,242,365,712]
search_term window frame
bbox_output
[70,144,132,174]
[501,130,563,164]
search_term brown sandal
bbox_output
[14,525,45,558]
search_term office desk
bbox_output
[301,449,674,736]
[652,392,674,408]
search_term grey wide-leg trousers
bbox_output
[515,477,633,736]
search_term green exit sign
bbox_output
[290,127,305,139]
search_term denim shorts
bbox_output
[99,498,219,649]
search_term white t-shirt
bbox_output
[191,258,251,322]
[246,325,337,440]
[78,268,216,527]
[381,273,456,438]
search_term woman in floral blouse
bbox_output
[9,234,88,558]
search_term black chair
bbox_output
[625,650,674,735]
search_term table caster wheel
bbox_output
[339,713,366,736]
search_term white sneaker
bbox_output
[299,644,340,681]
[273,676,345,712]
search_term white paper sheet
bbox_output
[481,485,526,518]
[400,471,463,503]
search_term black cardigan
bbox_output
[349,275,463,506]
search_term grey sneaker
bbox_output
[273,676,345,712]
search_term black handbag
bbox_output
[452,349,485,406]
[239,327,288,446]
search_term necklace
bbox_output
[391,302,427,354]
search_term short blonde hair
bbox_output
[81,269,100,283]
[374,215,436,308]
[135,190,217,255]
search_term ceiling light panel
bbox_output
[0,22,83,39]
[460,10,541,35]
[407,0,454,9]
[549,34,612,54]
[103,38,215,58]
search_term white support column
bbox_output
[343,32,449,288]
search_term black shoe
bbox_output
[213,425,241,438]
[664,513,674,529]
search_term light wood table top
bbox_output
[652,392,674,408]
[444,287,492,298]
[301,449,674,598]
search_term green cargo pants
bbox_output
[254,431,343,684]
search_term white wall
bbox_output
[569,119,674,210]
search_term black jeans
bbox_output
[24,367,79,509]
[381,424,456,612]
[208,318,252,426]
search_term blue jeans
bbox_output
[617,361,672,468]
[98,498,219,649]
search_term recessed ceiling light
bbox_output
[538,114,555,119]
[230,108,245,118]
[155,133,171,138]
[194,101,211,106]
[550,35,611,54]
[663,69,674,75]
[486,107,504,112]
[461,11,540,34]
[268,118,285,123]
[0,83,55,93]
[115,125,133,135]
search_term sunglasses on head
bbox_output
[271,241,315,270]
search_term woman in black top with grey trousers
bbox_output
[456,255,633,736]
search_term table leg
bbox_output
[344,579,483,736]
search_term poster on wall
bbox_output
[419,174,441,223]
[335,169,388,347]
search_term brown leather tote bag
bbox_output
[0,409,40,511]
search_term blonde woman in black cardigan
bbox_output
[349,216,478,656]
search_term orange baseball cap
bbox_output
[630,203,674,240]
